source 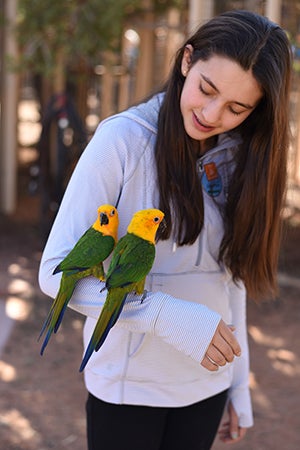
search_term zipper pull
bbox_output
[198,160,204,172]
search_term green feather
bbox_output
[54,228,115,274]
[106,233,155,288]
[40,228,116,355]
[79,233,155,372]
[79,208,165,372]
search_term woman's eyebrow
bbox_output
[201,73,219,92]
[201,73,255,109]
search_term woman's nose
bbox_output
[202,100,222,124]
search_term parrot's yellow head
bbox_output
[93,204,119,240]
[127,209,165,244]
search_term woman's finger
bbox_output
[200,354,219,371]
[212,320,241,360]
[206,345,227,366]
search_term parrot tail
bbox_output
[79,290,128,372]
[38,277,75,355]
[38,301,69,355]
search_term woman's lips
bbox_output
[192,112,215,132]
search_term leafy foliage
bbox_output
[14,0,184,75]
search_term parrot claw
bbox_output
[140,290,147,303]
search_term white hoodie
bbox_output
[38,93,253,427]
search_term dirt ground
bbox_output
[0,190,300,450]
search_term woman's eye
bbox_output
[199,84,210,95]
[229,107,243,116]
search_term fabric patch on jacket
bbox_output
[201,162,222,197]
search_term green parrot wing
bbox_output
[106,233,155,289]
[54,228,115,274]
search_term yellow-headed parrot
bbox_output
[39,204,119,355]
[79,208,165,372]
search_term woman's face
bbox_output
[180,49,263,143]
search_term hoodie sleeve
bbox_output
[38,119,126,301]
[114,290,221,364]
[227,281,254,428]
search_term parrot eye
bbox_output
[153,216,160,223]
[110,209,115,217]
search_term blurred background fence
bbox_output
[0,0,300,235]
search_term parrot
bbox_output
[79,208,165,372]
[39,204,119,355]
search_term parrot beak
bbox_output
[155,217,167,242]
[100,212,109,226]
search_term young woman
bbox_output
[39,10,292,450]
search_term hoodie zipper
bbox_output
[195,145,230,266]
[198,160,204,173]
[183,137,242,266]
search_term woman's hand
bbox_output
[218,401,247,444]
[201,320,241,371]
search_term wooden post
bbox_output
[265,0,282,24]
[100,51,118,119]
[163,8,182,80]
[188,0,214,35]
[0,0,19,214]
[133,0,155,103]
[294,89,300,185]
[53,48,66,95]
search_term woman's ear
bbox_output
[181,44,194,77]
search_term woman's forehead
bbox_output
[193,55,263,105]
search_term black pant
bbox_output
[86,390,228,450]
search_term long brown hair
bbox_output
[155,10,292,300]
